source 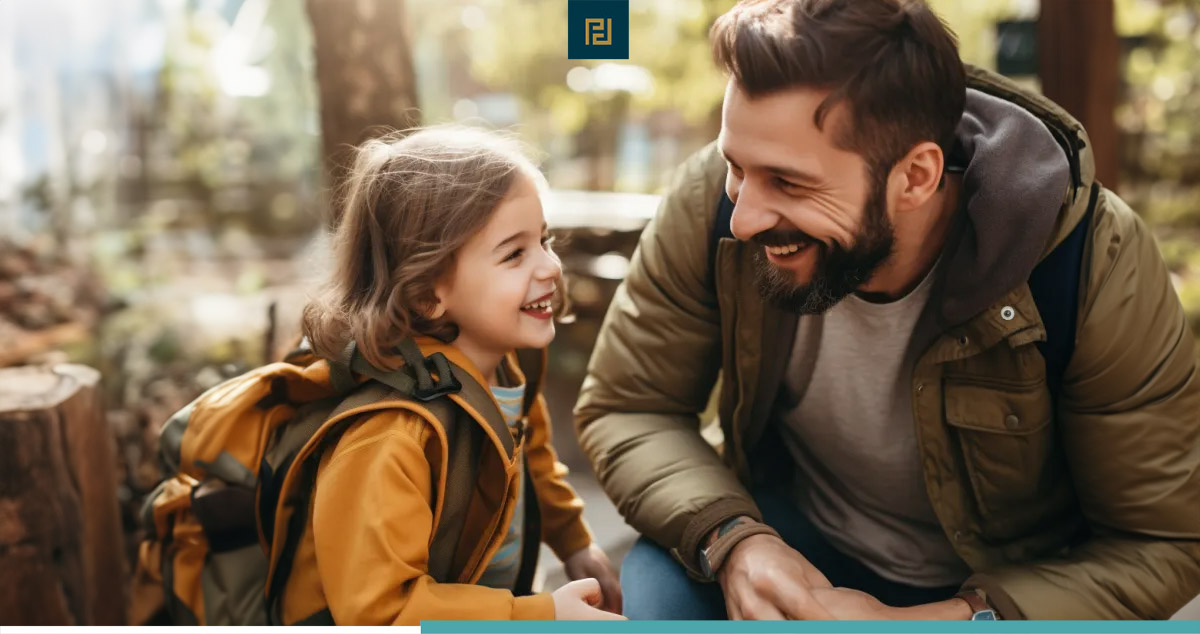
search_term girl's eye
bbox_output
[541,235,555,248]
[503,248,524,263]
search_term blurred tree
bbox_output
[1112,0,1200,348]
[1115,0,1200,227]
[306,0,421,205]
[148,0,320,237]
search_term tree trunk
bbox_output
[1038,0,1119,188]
[0,365,127,625]
[306,0,421,217]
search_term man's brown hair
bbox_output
[711,0,966,174]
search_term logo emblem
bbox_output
[569,1,629,60]
[585,18,612,45]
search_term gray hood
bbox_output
[936,87,1074,326]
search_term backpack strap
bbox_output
[1027,182,1098,399]
[426,402,480,583]
[709,193,736,285]
[514,348,546,418]
[510,348,547,596]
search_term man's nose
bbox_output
[729,183,776,242]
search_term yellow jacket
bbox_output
[281,337,592,624]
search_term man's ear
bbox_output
[893,141,945,213]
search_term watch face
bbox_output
[972,610,997,621]
[699,550,713,578]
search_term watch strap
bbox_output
[955,589,999,620]
[699,518,780,580]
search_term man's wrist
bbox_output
[943,597,976,620]
[697,516,779,580]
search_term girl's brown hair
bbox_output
[302,125,556,370]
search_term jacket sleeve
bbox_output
[966,191,1200,619]
[524,392,594,560]
[574,142,762,575]
[311,413,554,624]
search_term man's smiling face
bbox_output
[719,80,896,314]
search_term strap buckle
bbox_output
[411,351,462,401]
[396,339,462,401]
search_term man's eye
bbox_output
[777,178,805,192]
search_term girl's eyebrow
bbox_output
[494,231,529,252]
[493,223,548,252]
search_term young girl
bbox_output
[288,125,623,623]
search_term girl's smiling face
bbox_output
[433,172,562,375]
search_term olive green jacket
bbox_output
[575,68,1200,619]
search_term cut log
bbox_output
[0,364,127,625]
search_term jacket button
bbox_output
[915,383,925,394]
[1004,414,1020,429]
[954,530,964,543]
[1000,306,1016,321]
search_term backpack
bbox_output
[708,183,1098,397]
[135,338,545,625]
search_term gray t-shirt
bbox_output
[775,263,971,587]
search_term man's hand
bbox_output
[718,533,835,620]
[563,543,623,614]
[810,588,891,619]
[810,587,974,620]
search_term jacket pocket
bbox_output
[943,378,1068,542]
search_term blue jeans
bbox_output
[621,488,960,620]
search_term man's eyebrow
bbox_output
[721,147,824,185]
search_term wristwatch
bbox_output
[956,589,999,620]
[697,516,783,581]
[698,516,747,579]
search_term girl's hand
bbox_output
[551,579,626,620]
[562,543,623,614]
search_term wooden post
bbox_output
[1038,0,1120,188]
[0,365,127,625]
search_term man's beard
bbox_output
[752,173,895,315]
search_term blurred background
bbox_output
[1,0,1199,624]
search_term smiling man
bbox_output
[575,0,1200,621]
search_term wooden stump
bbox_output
[0,365,127,625]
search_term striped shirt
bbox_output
[474,381,526,590]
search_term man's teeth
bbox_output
[766,243,806,256]
[521,299,552,311]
